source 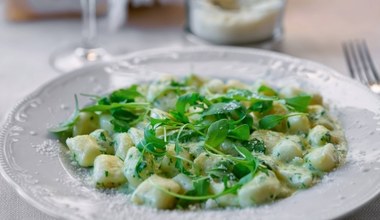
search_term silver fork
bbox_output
[342,40,380,94]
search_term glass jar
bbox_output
[185,0,286,48]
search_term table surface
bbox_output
[1,0,380,219]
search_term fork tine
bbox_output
[344,41,368,84]
[356,40,372,84]
[342,42,355,79]
[360,40,380,83]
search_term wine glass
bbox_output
[49,0,111,73]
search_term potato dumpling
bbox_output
[287,115,310,134]
[209,181,240,207]
[90,129,114,155]
[225,79,248,90]
[93,155,126,188]
[154,92,177,112]
[279,87,302,98]
[150,108,172,120]
[305,143,337,172]
[308,125,331,147]
[308,105,335,130]
[173,173,194,193]
[159,144,191,177]
[146,80,168,102]
[277,165,313,189]
[113,132,134,160]
[123,147,154,188]
[204,79,225,94]
[99,114,114,135]
[132,174,181,209]
[66,135,101,167]
[272,139,303,163]
[193,152,231,176]
[238,171,281,207]
[310,93,323,105]
[186,141,205,157]
[73,112,99,136]
[188,106,203,123]
[250,130,284,153]
[127,127,144,146]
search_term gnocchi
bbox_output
[52,74,347,210]
[93,155,127,188]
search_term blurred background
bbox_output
[2,0,379,72]
[0,0,380,219]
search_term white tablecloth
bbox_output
[1,0,380,219]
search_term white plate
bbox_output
[1,46,380,220]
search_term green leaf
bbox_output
[205,119,229,147]
[225,89,253,101]
[136,127,167,156]
[192,177,210,196]
[228,124,250,141]
[111,118,130,132]
[176,93,202,114]
[109,85,142,103]
[202,101,242,117]
[225,89,278,102]
[238,172,254,185]
[258,85,277,96]
[232,163,251,179]
[109,109,138,132]
[150,118,178,127]
[135,160,148,176]
[259,113,306,130]
[173,93,204,123]
[241,113,254,130]
[174,141,190,175]
[250,101,273,113]
[236,146,254,160]
[81,102,150,112]
[49,95,80,141]
[285,95,312,112]
[170,80,186,87]
[258,114,286,130]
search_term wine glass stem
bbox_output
[81,0,97,49]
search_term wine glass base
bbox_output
[49,44,112,73]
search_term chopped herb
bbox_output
[99,132,107,142]
[244,138,266,153]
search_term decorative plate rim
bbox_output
[0,46,379,220]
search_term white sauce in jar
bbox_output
[188,0,285,44]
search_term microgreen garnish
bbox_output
[285,95,312,112]
[136,127,167,156]
[48,95,80,141]
[50,74,330,210]
[205,119,229,148]
[258,113,306,130]
[250,100,273,113]
[258,84,278,96]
